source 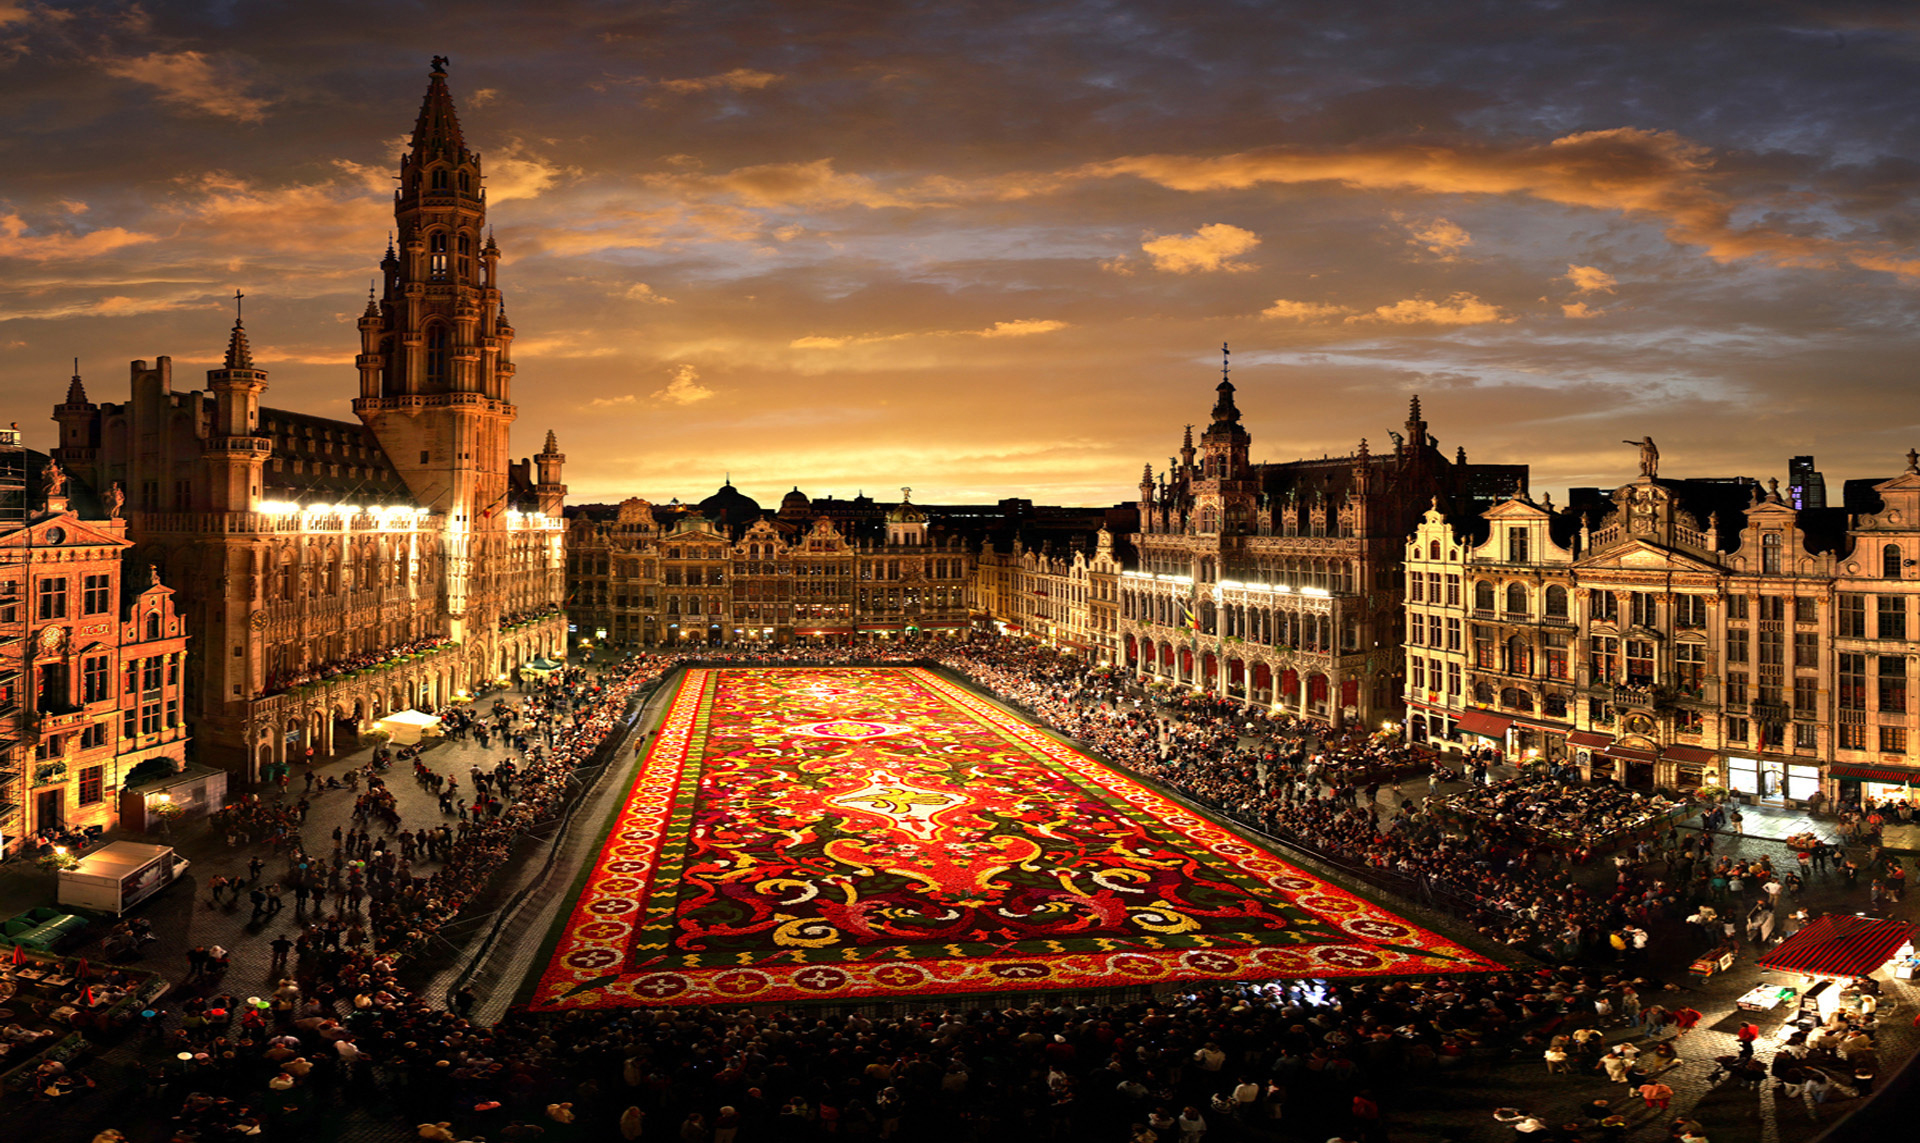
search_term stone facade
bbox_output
[565,489,974,647]
[0,452,190,853]
[48,62,565,783]
[1406,444,1920,802]
[1119,380,1524,727]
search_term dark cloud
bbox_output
[0,0,1915,504]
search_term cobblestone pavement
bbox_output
[1,694,1914,1143]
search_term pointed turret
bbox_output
[224,315,254,370]
[534,429,566,516]
[409,56,470,164]
[63,365,87,407]
[206,299,270,513]
[1210,378,1241,426]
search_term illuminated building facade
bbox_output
[1408,446,1920,802]
[0,435,190,853]
[1118,380,1524,727]
[565,488,974,646]
[48,62,565,783]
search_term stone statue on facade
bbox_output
[108,481,124,520]
[1622,436,1658,479]
[42,456,65,498]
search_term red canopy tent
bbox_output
[1757,914,1914,978]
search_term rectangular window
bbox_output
[1676,708,1704,732]
[1445,575,1460,606]
[1410,658,1425,691]
[1675,595,1706,629]
[1474,627,1496,670]
[1881,726,1908,755]
[1727,717,1749,743]
[1445,617,1461,651]
[1839,723,1866,752]
[1446,662,1461,696]
[82,574,110,615]
[1793,676,1818,716]
[1726,673,1749,706]
[1758,628,1784,668]
[166,699,178,728]
[1507,527,1528,563]
[1727,594,1749,621]
[1839,652,1868,710]
[1878,655,1907,713]
[81,655,109,704]
[1592,592,1618,622]
[123,708,136,740]
[1838,593,1866,637]
[1795,630,1819,669]
[1625,639,1655,685]
[1590,635,1618,683]
[1878,596,1907,640]
[36,577,66,620]
[1428,572,1442,603]
[1795,596,1818,624]
[78,765,103,806]
[1409,575,1424,603]
[1630,592,1658,628]
[1726,628,1749,664]
[142,657,163,693]
[1545,632,1570,680]
[141,702,162,735]
[1675,643,1705,693]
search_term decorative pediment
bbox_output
[0,514,129,552]
[1579,538,1722,574]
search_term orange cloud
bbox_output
[0,213,153,262]
[1352,292,1509,325]
[99,50,270,122]
[1566,264,1617,293]
[1077,128,1920,279]
[645,158,923,211]
[654,68,783,95]
[487,141,577,203]
[1399,216,1472,260]
[652,364,715,405]
[1562,301,1605,319]
[791,319,1069,349]
[1261,298,1351,321]
[1139,223,1260,273]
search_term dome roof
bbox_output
[779,486,811,516]
[887,488,926,524]
[697,480,762,528]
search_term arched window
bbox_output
[1505,584,1528,615]
[1474,581,1496,612]
[1429,540,1441,560]
[457,171,470,192]
[1545,584,1569,619]
[429,231,449,281]
[145,612,161,640]
[425,323,449,386]
[1762,532,1782,575]
[430,167,448,189]
[1884,543,1903,579]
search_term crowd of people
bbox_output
[50,634,1913,1143]
[1430,777,1686,851]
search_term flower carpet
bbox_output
[530,667,1500,1008]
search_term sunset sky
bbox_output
[2,1,1917,508]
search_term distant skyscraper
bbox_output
[1788,455,1827,510]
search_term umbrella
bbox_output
[73,957,89,980]
[9,943,23,965]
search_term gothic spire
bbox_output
[63,360,86,406]
[542,429,559,455]
[409,56,470,164]
[225,290,253,369]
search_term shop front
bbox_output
[1726,754,1822,805]
[1827,763,1920,808]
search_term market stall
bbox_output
[1757,913,1915,1024]
[373,709,442,746]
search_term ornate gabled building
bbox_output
[1400,441,1920,800]
[565,487,974,647]
[0,441,190,853]
[1119,379,1525,727]
[49,61,566,783]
